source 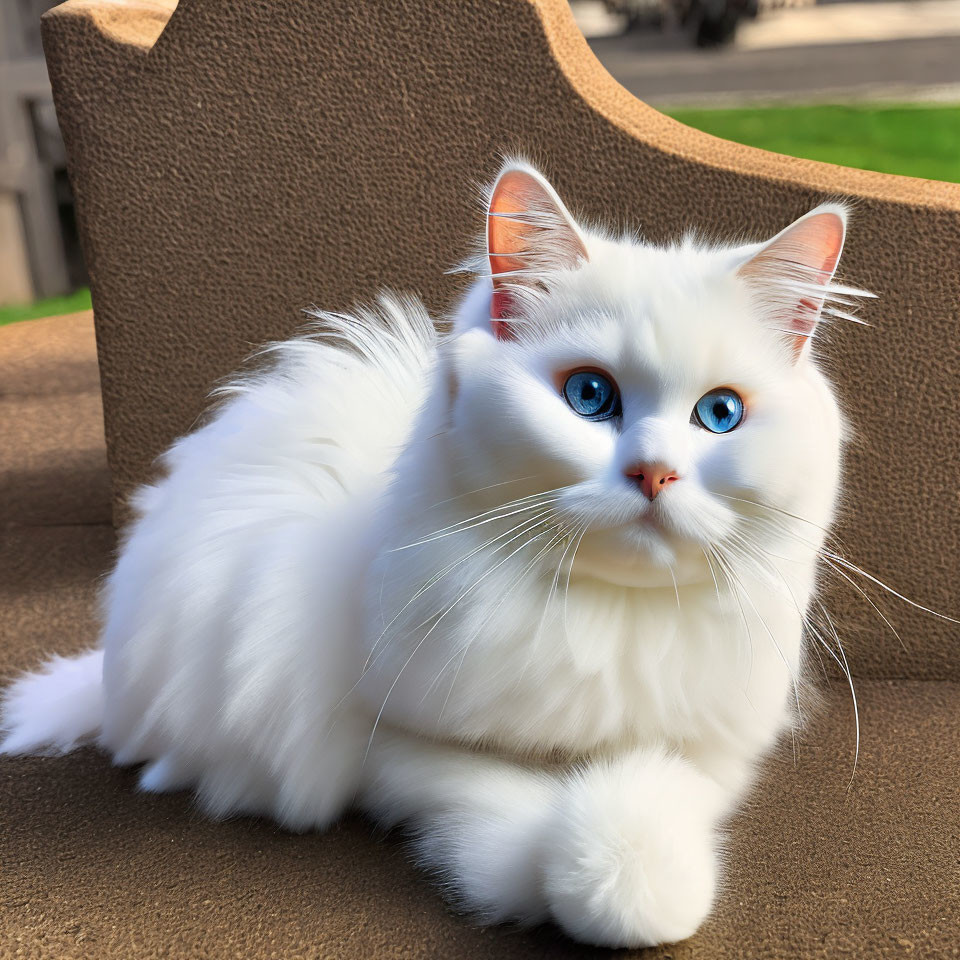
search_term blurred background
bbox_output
[1,0,958,324]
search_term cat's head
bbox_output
[442,161,865,587]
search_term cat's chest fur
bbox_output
[358,514,801,761]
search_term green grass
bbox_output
[0,287,92,328]
[665,104,960,183]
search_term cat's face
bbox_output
[442,163,852,588]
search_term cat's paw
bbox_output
[542,749,725,948]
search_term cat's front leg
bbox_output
[541,747,729,948]
[358,727,558,924]
[358,730,729,948]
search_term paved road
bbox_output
[579,1,960,106]
[590,32,960,105]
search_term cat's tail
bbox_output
[0,649,104,755]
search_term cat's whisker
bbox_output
[712,543,804,729]
[538,524,581,645]
[426,484,567,522]
[713,492,840,545]
[719,525,863,784]
[428,523,572,715]
[668,565,682,616]
[388,498,561,551]
[808,596,860,787]
[388,487,567,552]
[361,507,559,677]
[732,520,913,704]
[700,547,725,619]
[701,544,755,684]
[706,545,756,713]
[820,551,960,625]
[363,525,558,765]
[730,514,910,653]
[736,510,954,633]
[560,520,590,644]
[820,559,908,653]
[725,503,916,667]
[800,616,861,780]
[423,475,539,512]
[517,522,583,687]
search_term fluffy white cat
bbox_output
[2,161,868,948]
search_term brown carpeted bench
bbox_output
[2,1,958,956]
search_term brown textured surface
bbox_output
[7,0,960,952]
[2,317,959,958]
[2,313,959,960]
[40,0,960,681]
[0,313,113,679]
[1,313,111,530]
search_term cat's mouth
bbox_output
[635,510,663,530]
[631,500,677,536]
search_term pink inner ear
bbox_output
[485,167,587,341]
[799,218,844,299]
[487,173,541,341]
[490,291,517,341]
[739,209,845,357]
[792,215,844,340]
[487,171,541,293]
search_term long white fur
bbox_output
[1,161,865,948]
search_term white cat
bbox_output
[1,161,867,948]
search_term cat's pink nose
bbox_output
[625,462,680,501]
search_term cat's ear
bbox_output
[487,164,588,340]
[737,203,847,362]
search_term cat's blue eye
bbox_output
[694,389,744,434]
[562,370,621,421]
